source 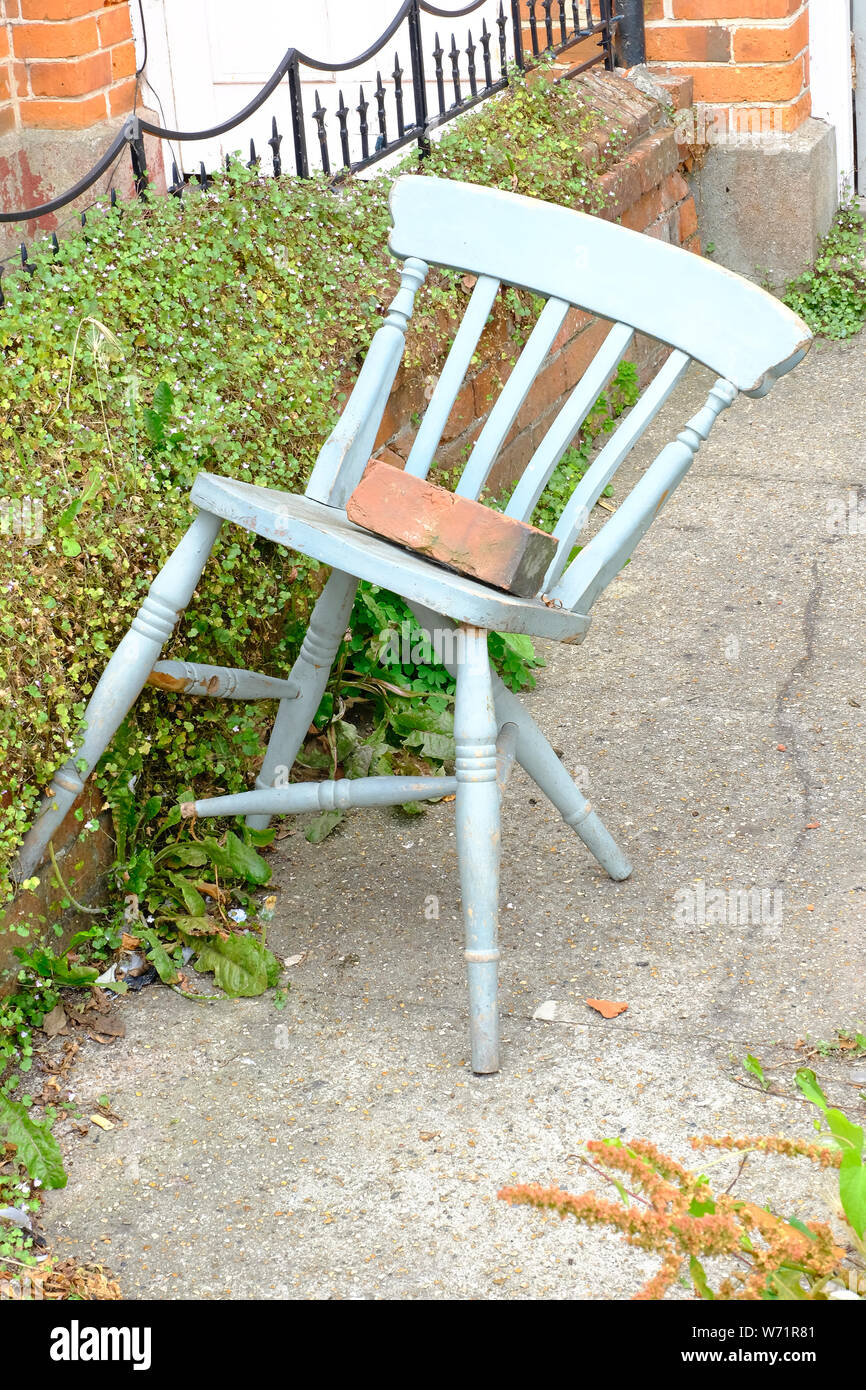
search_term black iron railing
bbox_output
[0,0,644,289]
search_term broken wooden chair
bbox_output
[18,176,811,1073]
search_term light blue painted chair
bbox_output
[18,177,811,1073]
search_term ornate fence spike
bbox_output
[198,161,210,190]
[558,0,568,42]
[542,0,554,50]
[0,266,4,307]
[169,159,184,196]
[466,29,477,96]
[129,121,148,198]
[109,187,118,209]
[480,18,493,88]
[287,55,309,179]
[336,89,351,166]
[80,211,87,228]
[248,137,260,169]
[528,0,540,56]
[572,0,582,34]
[374,69,387,147]
[51,231,60,253]
[432,31,446,115]
[20,244,34,275]
[313,90,330,174]
[268,115,283,177]
[498,1,510,74]
[449,32,461,106]
[357,85,370,161]
[407,0,428,148]
[393,52,405,137]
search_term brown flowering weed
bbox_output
[499,1067,866,1300]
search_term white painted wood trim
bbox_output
[809,0,855,191]
[854,0,866,191]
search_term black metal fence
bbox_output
[0,0,645,285]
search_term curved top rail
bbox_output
[420,1,493,16]
[389,176,812,395]
[139,45,298,144]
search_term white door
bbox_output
[854,0,866,190]
[132,0,508,180]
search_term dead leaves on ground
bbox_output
[37,987,125,1047]
[0,1260,121,1301]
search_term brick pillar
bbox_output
[643,0,836,286]
[8,0,137,128]
[0,15,13,136]
[0,0,164,257]
[644,0,811,136]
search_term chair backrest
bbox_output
[305,176,811,614]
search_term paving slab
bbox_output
[41,334,865,1300]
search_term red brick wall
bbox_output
[0,0,136,132]
[644,0,811,135]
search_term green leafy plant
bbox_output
[192,933,281,998]
[783,195,866,339]
[0,1093,65,1190]
[418,59,614,214]
[142,380,185,453]
[795,1067,866,1242]
[803,1028,866,1059]
[104,758,282,995]
[744,1053,770,1090]
[0,1170,41,1268]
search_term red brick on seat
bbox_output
[346,460,557,597]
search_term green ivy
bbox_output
[783,196,866,339]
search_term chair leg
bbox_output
[492,678,632,882]
[15,511,223,882]
[404,601,631,882]
[244,569,358,831]
[455,625,501,1075]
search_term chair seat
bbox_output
[190,472,590,642]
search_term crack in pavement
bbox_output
[709,553,825,1034]
[772,554,823,889]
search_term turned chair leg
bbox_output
[244,570,358,831]
[405,601,631,882]
[492,679,632,882]
[15,511,223,882]
[455,624,502,1075]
